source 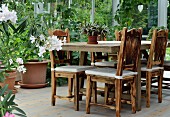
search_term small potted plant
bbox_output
[82,23,109,44]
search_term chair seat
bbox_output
[164,71,170,78]
[54,65,95,72]
[94,61,116,67]
[85,67,137,79]
[141,66,164,72]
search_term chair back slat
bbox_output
[115,30,122,41]
[50,28,71,65]
[116,28,142,76]
[147,29,168,68]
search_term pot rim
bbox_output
[24,60,50,64]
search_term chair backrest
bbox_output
[50,28,71,67]
[147,29,168,68]
[116,27,142,76]
[115,30,122,41]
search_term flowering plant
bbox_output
[0,85,27,117]
[0,4,27,77]
[29,34,66,58]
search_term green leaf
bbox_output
[8,95,15,105]
[8,23,17,32]
[15,17,28,33]
[0,84,8,96]
[14,113,27,117]
[2,90,12,105]
[2,22,9,37]
[13,106,26,115]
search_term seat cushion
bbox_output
[54,65,95,72]
[141,65,164,72]
[94,61,116,67]
[164,71,170,78]
[85,67,137,79]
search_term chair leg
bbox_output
[92,81,97,103]
[51,75,56,106]
[158,70,163,103]
[86,75,92,114]
[131,78,136,113]
[146,72,151,108]
[104,83,109,104]
[79,77,84,101]
[68,78,73,97]
[74,74,79,111]
[115,79,122,117]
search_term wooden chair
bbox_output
[151,61,170,89]
[85,27,142,117]
[50,28,94,111]
[141,29,168,107]
[162,61,170,89]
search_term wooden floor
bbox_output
[15,84,170,117]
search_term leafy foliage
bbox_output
[0,85,27,117]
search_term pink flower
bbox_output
[3,112,15,117]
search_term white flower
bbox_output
[17,65,26,73]
[38,46,46,57]
[30,35,36,43]
[39,34,45,41]
[0,4,17,23]
[10,10,17,23]
[1,4,8,11]
[38,52,44,57]
[16,58,23,64]
[63,37,66,43]
[0,13,5,22]
[30,35,65,57]
[9,59,13,65]
[46,36,64,51]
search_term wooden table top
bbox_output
[62,41,170,53]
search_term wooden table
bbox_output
[62,41,170,111]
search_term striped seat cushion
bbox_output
[85,67,137,79]
[141,66,163,72]
[54,65,95,72]
[94,61,116,67]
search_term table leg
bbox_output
[79,52,88,100]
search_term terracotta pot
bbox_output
[0,70,17,90]
[87,36,98,44]
[20,61,49,88]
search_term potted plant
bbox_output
[82,23,109,44]
[19,33,65,88]
[0,4,27,92]
[0,85,27,117]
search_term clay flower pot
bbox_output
[87,36,98,44]
[20,60,49,88]
[0,70,17,93]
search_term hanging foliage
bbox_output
[115,0,157,29]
